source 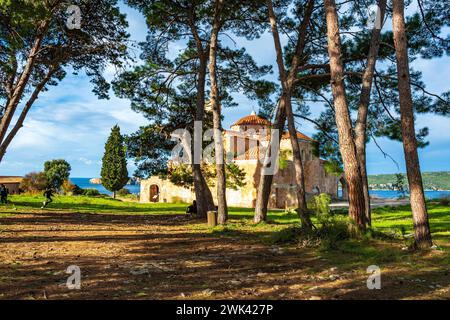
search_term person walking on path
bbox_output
[0,184,16,210]
[41,188,54,209]
[0,184,8,204]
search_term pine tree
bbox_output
[392,0,432,249]
[0,0,129,162]
[101,125,129,198]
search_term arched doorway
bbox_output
[149,184,159,203]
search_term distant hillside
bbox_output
[368,171,450,190]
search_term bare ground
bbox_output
[0,210,448,300]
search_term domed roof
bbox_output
[232,111,271,127]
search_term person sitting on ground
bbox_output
[0,184,8,205]
[41,187,54,209]
[186,200,197,216]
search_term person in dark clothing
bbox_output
[41,188,54,208]
[0,184,8,204]
[186,200,197,216]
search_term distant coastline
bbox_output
[88,177,141,185]
[340,189,449,200]
[368,171,450,191]
[70,177,141,195]
[369,188,450,191]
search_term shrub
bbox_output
[82,188,101,197]
[72,184,84,195]
[438,197,449,206]
[283,207,298,216]
[270,226,303,244]
[170,196,187,204]
[117,188,131,196]
[313,193,331,215]
[270,213,350,249]
[20,172,48,194]
[61,179,76,195]
[315,214,350,249]
[44,159,71,189]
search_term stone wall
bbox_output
[140,159,338,208]
[140,134,338,208]
[141,176,195,204]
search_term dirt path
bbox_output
[0,211,448,300]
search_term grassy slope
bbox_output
[5,195,449,246]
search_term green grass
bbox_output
[3,194,449,246]
[371,203,450,243]
[5,194,298,221]
[7,194,188,215]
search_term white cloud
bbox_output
[78,157,93,165]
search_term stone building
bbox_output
[0,176,23,194]
[140,112,339,208]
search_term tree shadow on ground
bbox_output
[0,210,448,300]
[0,211,201,227]
[6,200,188,214]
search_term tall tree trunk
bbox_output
[0,20,50,151]
[354,0,387,226]
[192,56,215,218]
[209,0,228,224]
[340,176,349,200]
[187,8,216,218]
[285,97,313,229]
[192,164,215,217]
[0,65,57,161]
[392,0,432,249]
[254,0,314,224]
[254,99,286,223]
[324,0,366,234]
[265,0,314,229]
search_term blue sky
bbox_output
[0,3,449,178]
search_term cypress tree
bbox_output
[101,125,129,198]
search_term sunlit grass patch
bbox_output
[4,194,449,249]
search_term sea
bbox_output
[71,177,450,199]
[70,178,141,195]
[341,189,450,200]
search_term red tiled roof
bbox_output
[281,131,315,142]
[232,114,271,127]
